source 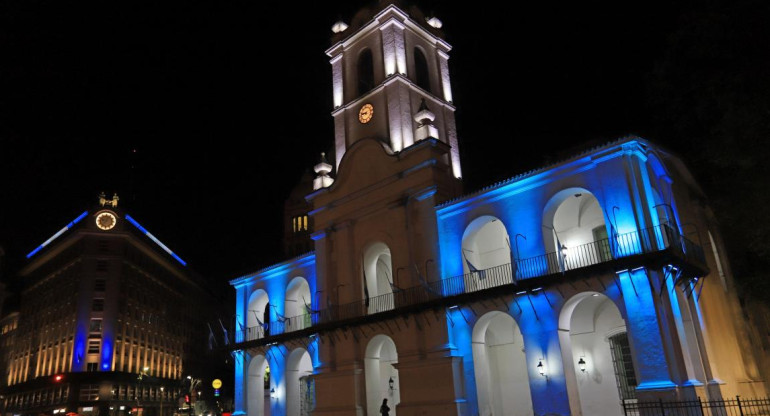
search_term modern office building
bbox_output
[222,3,769,416]
[1,195,216,416]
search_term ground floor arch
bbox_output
[286,348,313,416]
[365,334,400,416]
[247,355,270,416]
[472,311,533,416]
[559,292,635,416]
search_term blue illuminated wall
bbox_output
[230,252,318,416]
[436,139,664,284]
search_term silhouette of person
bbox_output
[380,398,390,416]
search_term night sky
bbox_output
[2,0,768,302]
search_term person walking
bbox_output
[380,398,390,416]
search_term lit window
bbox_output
[89,319,102,333]
[92,299,104,312]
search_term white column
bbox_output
[380,20,406,77]
[437,50,453,103]
[330,54,343,109]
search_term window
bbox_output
[94,279,106,292]
[92,299,104,312]
[292,215,309,233]
[88,340,101,354]
[79,384,99,401]
[95,260,108,272]
[86,362,99,372]
[592,225,612,262]
[98,240,109,252]
[609,332,638,401]
[89,319,102,333]
[357,48,374,96]
[413,47,430,91]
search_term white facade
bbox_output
[229,4,768,416]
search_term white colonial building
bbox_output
[228,3,767,416]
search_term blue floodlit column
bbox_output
[233,285,247,416]
[268,346,287,416]
[518,291,571,416]
[618,268,678,398]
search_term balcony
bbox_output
[233,224,707,347]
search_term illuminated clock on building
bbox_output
[95,212,117,230]
[358,103,374,124]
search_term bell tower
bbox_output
[326,4,462,178]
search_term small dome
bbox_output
[331,20,349,34]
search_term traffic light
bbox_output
[184,394,190,404]
[53,374,64,382]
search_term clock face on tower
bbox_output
[358,103,374,124]
[95,212,117,230]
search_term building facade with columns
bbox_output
[2,196,220,416]
[229,4,767,416]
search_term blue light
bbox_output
[27,211,89,259]
[124,214,187,266]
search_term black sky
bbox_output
[2,0,762,296]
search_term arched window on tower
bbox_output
[358,48,374,96]
[414,47,430,92]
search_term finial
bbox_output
[332,20,349,34]
[313,152,335,191]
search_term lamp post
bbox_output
[159,386,164,416]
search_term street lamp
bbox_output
[159,387,164,416]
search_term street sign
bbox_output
[212,379,222,389]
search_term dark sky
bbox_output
[0,1,746,294]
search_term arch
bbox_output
[558,292,633,416]
[286,348,313,416]
[247,290,270,340]
[413,46,430,92]
[247,355,270,416]
[472,311,533,416]
[357,48,375,96]
[543,188,610,271]
[363,242,394,314]
[461,216,513,291]
[285,277,311,331]
[365,335,400,416]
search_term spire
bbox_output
[414,99,439,142]
[313,152,335,191]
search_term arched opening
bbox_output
[472,311,533,416]
[461,216,512,291]
[559,292,635,416]
[545,189,609,271]
[413,47,430,92]
[285,277,311,332]
[358,48,375,96]
[363,242,394,314]
[286,348,313,416]
[247,355,270,416]
[365,335,400,416]
[247,290,270,340]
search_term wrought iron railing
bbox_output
[623,396,770,416]
[234,224,706,344]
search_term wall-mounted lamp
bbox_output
[537,360,546,377]
[388,377,394,391]
[270,388,275,399]
[560,245,569,258]
[578,357,586,372]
